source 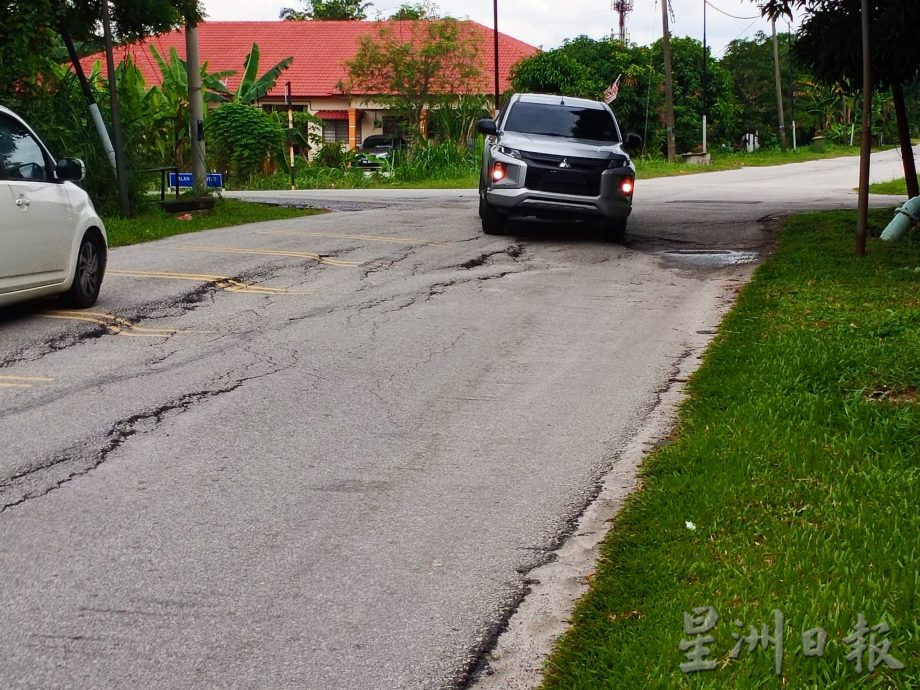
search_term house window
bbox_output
[262,104,304,113]
[322,120,348,143]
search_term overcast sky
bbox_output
[201,0,797,58]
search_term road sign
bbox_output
[168,172,224,189]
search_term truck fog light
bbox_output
[492,162,507,182]
[620,177,634,195]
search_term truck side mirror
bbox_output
[477,118,498,136]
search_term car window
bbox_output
[503,102,620,143]
[0,115,48,181]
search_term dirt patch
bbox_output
[865,386,919,405]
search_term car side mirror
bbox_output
[477,118,498,136]
[624,133,642,151]
[56,158,85,182]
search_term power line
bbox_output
[704,0,761,21]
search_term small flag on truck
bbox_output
[604,74,622,103]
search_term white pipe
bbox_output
[88,102,117,170]
[881,196,920,241]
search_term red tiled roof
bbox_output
[315,110,349,119]
[82,20,538,98]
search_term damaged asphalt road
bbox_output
[0,151,908,690]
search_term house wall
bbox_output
[262,97,390,156]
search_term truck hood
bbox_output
[498,131,627,160]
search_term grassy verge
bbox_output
[636,144,892,179]
[103,198,323,248]
[869,177,919,196]
[235,143,884,190]
[240,169,479,191]
[542,208,920,689]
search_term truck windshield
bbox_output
[503,102,620,142]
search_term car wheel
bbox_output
[602,218,627,243]
[61,232,105,308]
[479,195,506,235]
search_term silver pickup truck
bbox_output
[477,93,641,241]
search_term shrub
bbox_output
[208,102,284,180]
[394,139,480,181]
[313,141,353,169]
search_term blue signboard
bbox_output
[169,172,223,189]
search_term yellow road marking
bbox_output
[0,374,54,392]
[179,245,361,267]
[0,375,55,382]
[107,269,314,295]
[41,310,214,337]
[255,229,446,246]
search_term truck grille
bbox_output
[521,152,608,197]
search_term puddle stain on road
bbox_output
[41,311,215,338]
[179,245,362,267]
[107,270,314,295]
[658,249,760,269]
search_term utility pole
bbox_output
[856,0,872,256]
[771,19,787,152]
[493,0,500,116]
[701,0,707,154]
[185,17,207,196]
[100,0,131,216]
[787,24,796,150]
[661,0,676,162]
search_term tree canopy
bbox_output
[389,2,438,19]
[509,35,737,155]
[279,0,372,20]
[0,0,202,100]
[341,19,480,138]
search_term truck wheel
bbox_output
[479,196,506,235]
[602,218,627,243]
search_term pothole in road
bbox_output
[658,249,759,269]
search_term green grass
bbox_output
[869,177,920,196]
[636,144,890,179]
[237,142,881,190]
[103,198,323,248]
[241,168,479,191]
[542,208,920,689]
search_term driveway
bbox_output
[0,149,911,689]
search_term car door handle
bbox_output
[15,197,31,208]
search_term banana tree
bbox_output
[151,45,234,166]
[233,43,294,104]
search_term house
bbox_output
[84,20,538,150]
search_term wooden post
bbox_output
[856,0,872,257]
[348,108,358,150]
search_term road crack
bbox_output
[0,367,282,514]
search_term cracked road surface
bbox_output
[0,149,911,689]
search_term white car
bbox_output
[0,105,107,309]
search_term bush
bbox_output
[313,141,352,169]
[394,139,480,181]
[208,102,284,180]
